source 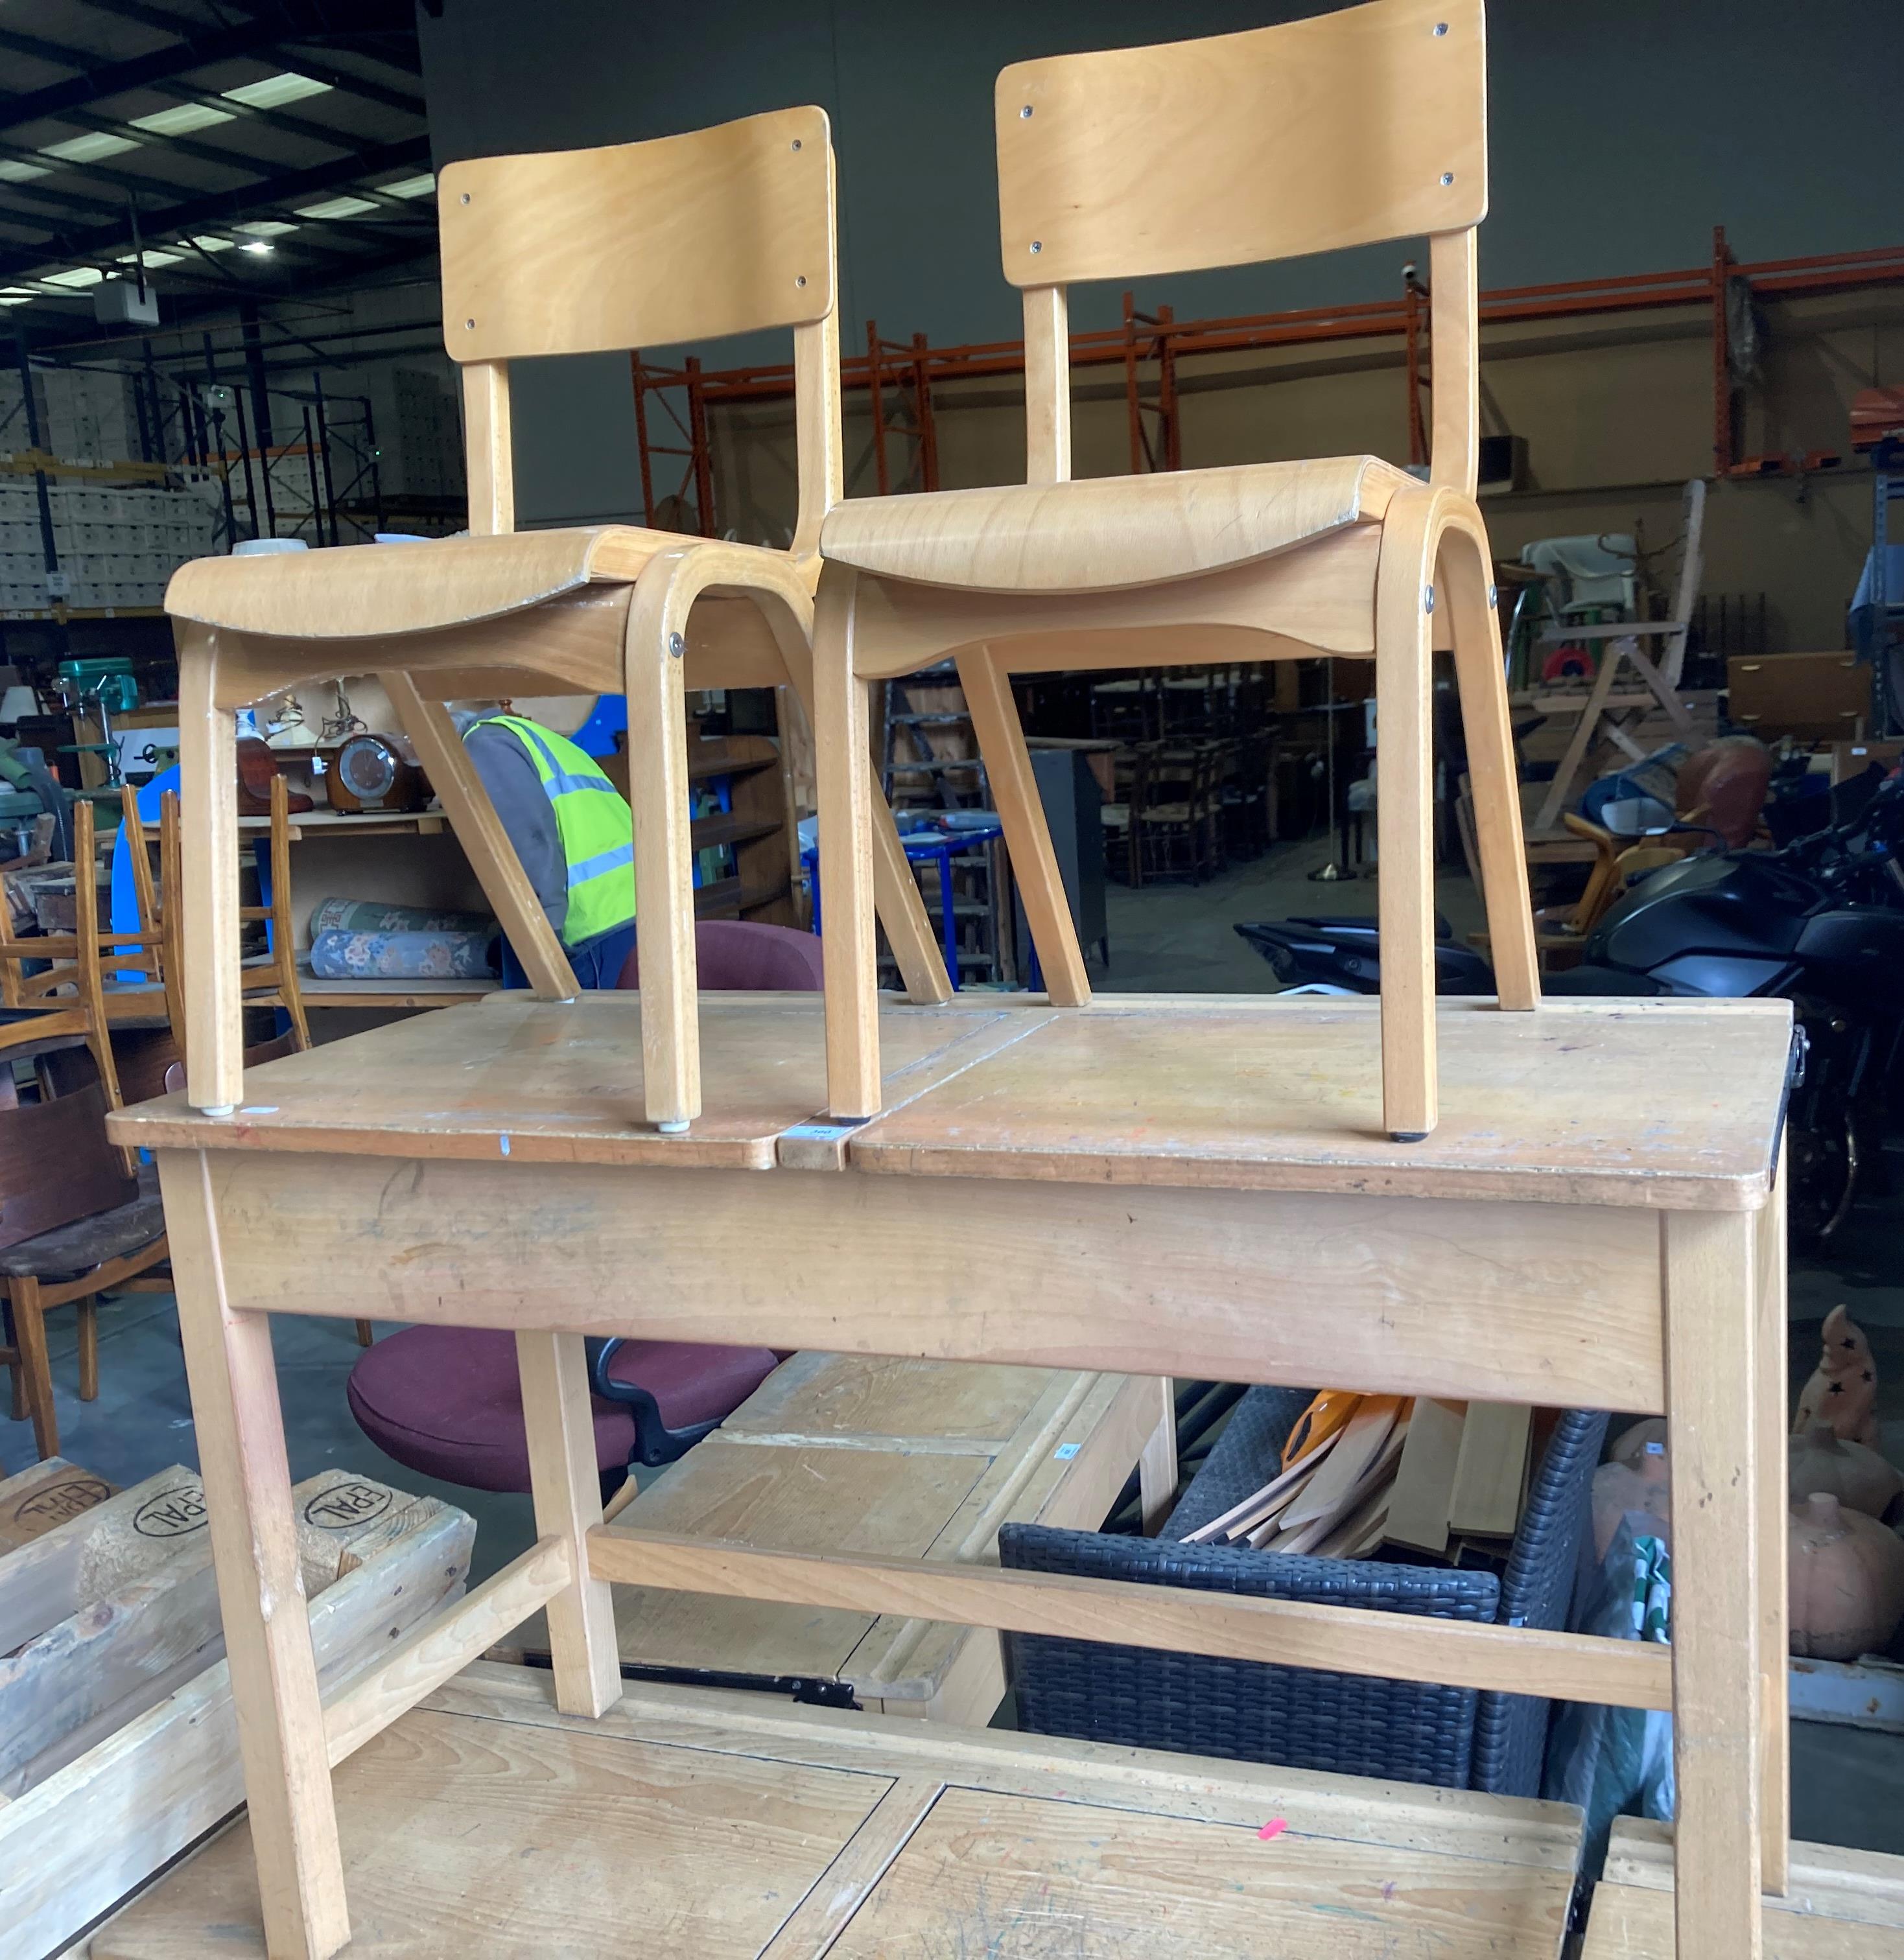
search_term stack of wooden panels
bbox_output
[1184,1395,1534,1564]
[0,1464,474,1960]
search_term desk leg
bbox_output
[1138,1376,1177,1534]
[517,1331,620,1717]
[1665,1207,1763,1960]
[1757,1156,1791,1893]
[160,1150,349,1960]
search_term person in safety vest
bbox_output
[453,703,636,988]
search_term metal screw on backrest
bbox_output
[1434,21,1448,34]
[1488,584,1499,606]
[795,274,807,288]
[1020,104,1033,118]
[1029,240,1042,254]
[668,632,685,657]
[1424,585,1436,614]
[1441,172,1455,186]
[791,139,801,150]
[460,192,471,205]
[464,318,475,329]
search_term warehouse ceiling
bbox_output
[0,0,435,319]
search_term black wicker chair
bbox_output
[1000,1385,1608,1796]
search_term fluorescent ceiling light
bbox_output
[296,195,378,220]
[241,241,275,255]
[0,160,50,183]
[117,249,182,268]
[235,220,298,237]
[0,295,34,306]
[41,266,105,288]
[187,235,235,253]
[39,132,142,164]
[222,72,331,110]
[130,102,236,137]
[379,173,436,199]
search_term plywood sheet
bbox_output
[108,994,1051,1171]
[851,996,1792,1210]
[726,1351,1056,1445]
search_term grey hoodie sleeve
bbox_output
[462,723,567,937]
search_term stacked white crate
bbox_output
[0,477,222,614]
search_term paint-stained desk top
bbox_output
[92,1661,1587,1960]
[108,991,1793,1209]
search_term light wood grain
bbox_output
[1760,1153,1791,1889]
[1137,1373,1177,1532]
[1022,283,1071,483]
[0,1501,469,1960]
[178,1147,1670,1412]
[590,1526,1671,1709]
[993,0,1486,289]
[1450,1400,1531,1537]
[821,454,1405,594]
[1665,1206,1763,1960]
[829,1782,1568,1960]
[813,564,882,1117]
[516,1333,619,1718]
[1429,228,1480,496]
[174,622,242,1112]
[380,673,579,999]
[1603,1818,1904,1933]
[1376,483,1440,1136]
[954,647,1090,1003]
[440,108,832,362]
[156,1149,348,1959]
[462,359,513,535]
[323,1537,567,1766]
[1386,1395,1464,1554]
[108,994,1044,1170]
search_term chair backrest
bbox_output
[0,1079,134,1252]
[617,918,826,994]
[438,108,841,552]
[995,0,1487,489]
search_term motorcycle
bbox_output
[1237,777,1904,1244]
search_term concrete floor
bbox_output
[5,842,1902,1858]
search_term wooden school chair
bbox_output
[812,0,1539,1139]
[162,108,947,1129]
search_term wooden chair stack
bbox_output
[812,0,1538,1141]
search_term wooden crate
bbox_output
[0,1467,473,1960]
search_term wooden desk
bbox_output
[496,1352,1171,1723]
[108,992,1795,1960]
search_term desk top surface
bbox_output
[108,991,1792,1209]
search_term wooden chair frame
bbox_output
[810,0,1538,1139]
[165,108,950,1125]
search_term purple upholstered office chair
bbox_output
[346,921,825,1498]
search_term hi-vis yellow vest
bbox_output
[471,715,635,944]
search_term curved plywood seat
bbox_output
[819,454,1412,594]
[165,527,672,642]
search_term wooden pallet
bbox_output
[0,1469,473,1960]
[91,1660,1586,1959]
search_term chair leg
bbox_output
[954,648,1090,1006]
[1444,522,1540,1011]
[10,1276,59,1462]
[353,1319,373,1348]
[78,1294,99,1401]
[623,568,701,1133]
[516,1330,620,1717]
[1374,491,1442,1142]
[813,566,883,1119]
